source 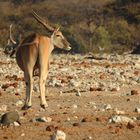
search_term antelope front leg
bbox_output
[22,72,33,110]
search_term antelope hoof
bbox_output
[21,105,32,110]
[40,104,48,109]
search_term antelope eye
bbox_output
[56,35,60,37]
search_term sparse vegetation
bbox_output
[0,0,140,54]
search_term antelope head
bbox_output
[51,27,71,50]
[4,24,18,55]
[32,10,71,51]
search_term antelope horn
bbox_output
[9,24,17,44]
[32,10,54,32]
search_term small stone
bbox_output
[96,87,103,91]
[74,116,78,119]
[21,133,25,137]
[59,91,63,96]
[137,116,140,120]
[60,68,69,72]
[1,111,20,126]
[66,117,71,121]
[132,117,137,121]
[115,108,125,115]
[99,108,105,112]
[88,102,96,105]
[39,108,46,112]
[126,122,135,129]
[51,130,66,140]
[0,105,7,112]
[104,104,112,110]
[72,104,78,109]
[126,92,131,96]
[45,117,52,123]
[89,87,96,91]
[134,107,140,113]
[86,136,93,140]
[15,100,24,106]
[34,117,52,123]
[81,117,92,122]
[30,118,37,123]
[96,117,102,122]
[70,79,80,87]
[109,115,133,124]
[6,86,15,93]
[76,90,81,96]
[46,125,55,131]
[111,87,120,91]
[13,121,20,126]
[48,78,62,87]
[73,123,80,127]
[131,90,139,95]
[127,98,130,102]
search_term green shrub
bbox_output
[107,19,132,45]
[116,0,139,6]
[134,15,140,24]
[92,26,111,53]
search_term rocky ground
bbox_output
[0,48,140,140]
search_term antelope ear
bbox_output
[52,27,60,36]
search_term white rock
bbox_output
[0,105,7,112]
[51,130,66,140]
[60,68,69,72]
[132,117,137,121]
[135,63,140,69]
[33,117,52,123]
[66,117,71,121]
[75,90,81,96]
[45,117,52,123]
[115,108,125,115]
[86,136,93,140]
[93,105,97,109]
[6,86,15,93]
[48,78,62,87]
[104,104,112,110]
[15,100,24,106]
[59,91,63,96]
[74,116,78,119]
[109,115,133,124]
[13,121,20,126]
[39,108,46,112]
[70,79,80,87]
[72,104,78,109]
[37,117,50,122]
[99,108,105,112]
[21,133,25,137]
[88,102,96,105]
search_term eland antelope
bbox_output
[15,11,71,110]
[4,25,32,58]
[4,24,18,55]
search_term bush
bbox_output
[92,26,111,53]
[134,15,140,24]
[116,0,139,6]
[107,19,132,45]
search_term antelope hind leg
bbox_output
[39,70,48,109]
[22,71,33,110]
